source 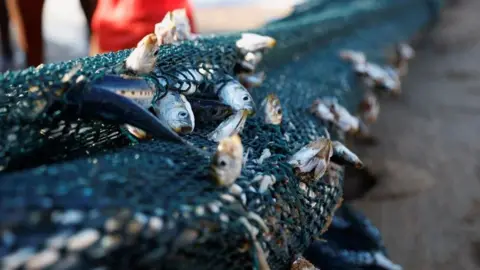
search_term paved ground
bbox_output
[355,1,480,269]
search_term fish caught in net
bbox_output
[0,0,441,269]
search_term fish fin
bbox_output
[314,159,328,181]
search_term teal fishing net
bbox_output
[0,0,442,269]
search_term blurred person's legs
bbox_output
[0,0,13,69]
[7,0,97,67]
[79,0,97,39]
[7,0,44,67]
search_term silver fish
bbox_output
[211,134,244,186]
[261,93,282,125]
[288,138,333,182]
[310,97,360,134]
[100,75,194,134]
[331,141,363,169]
[236,33,276,55]
[125,33,158,74]
[397,43,415,60]
[361,63,401,94]
[153,91,195,134]
[207,110,249,142]
[216,78,256,113]
[109,76,156,109]
[155,12,176,45]
[171,8,193,41]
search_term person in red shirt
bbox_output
[90,0,196,55]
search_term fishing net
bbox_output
[0,0,442,269]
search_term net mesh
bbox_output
[0,0,440,269]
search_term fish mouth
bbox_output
[266,38,277,48]
[173,125,194,134]
[240,109,250,120]
[243,103,256,116]
[69,76,187,144]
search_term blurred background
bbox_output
[0,0,300,71]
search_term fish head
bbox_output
[398,43,415,60]
[172,9,191,30]
[263,93,282,125]
[236,33,276,54]
[126,34,158,74]
[153,92,195,134]
[218,81,256,114]
[211,134,244,186]
[155,13,176,45]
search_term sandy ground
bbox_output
[355,1,480,269]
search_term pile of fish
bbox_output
[63,9,274,147]
[78,8,416,231]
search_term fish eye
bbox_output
[218,158,228,167]
[276,108,282,115]
[243,95,250,101]
[178,111,188,118]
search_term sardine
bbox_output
[331,141,363,169]
[96,74,156,109]
[69,72,186,144]
[215,77,256,113]
[261,93,282,125]
[361,63,401,94]
[211,134,244,186]
[311,98,360,133]
[171,8,193,41]
[288,138,333,182]
[155,13,176,45]
[397,43,415,61]
[153,91,195,134]
[94,75,194,134]
[236,33,276,55]
[125,33,158,74]
[208,110,249,142]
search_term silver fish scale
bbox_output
[0,0,436,269]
